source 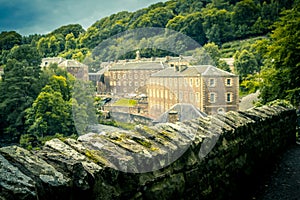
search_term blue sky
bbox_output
[0,0,167,35]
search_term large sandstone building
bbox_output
[90,55,239,116]
[103,61,167,95]
[147,64,239,116]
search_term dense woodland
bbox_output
[0,0,299,147]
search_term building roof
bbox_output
[151,65,236,77]
[109,61,167,71]
[153,103,207,123]
[58,60,88,68]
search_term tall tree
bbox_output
[25,85,73,137]
[260,4,300,106]
[0,31,22,51]
[0,45,42,142]
[234,49,258,79]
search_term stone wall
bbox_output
[110,111,153,125]
[0,105,296,200]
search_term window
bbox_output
[129,74,132,79]
[196,92,200,102]
[226,78,232,86]
[123,81,127,86]
[117,74,121,79]
[135,82,139,87]
[196,78,200,87]
[190,92,194,101]
[169,78,173,85]
[117,81,121,86]
[123,88,127,92]
[140,81,144,87]
[179,91,183,101]
[134,73,138,79]
[113,73,116,79]
[165,90,168,99]
[129,81,132,86]
[123,74,127,79]
[209,93,216,103]
[209,78,215,87]
[190,78,193,87]
[226,93,233,102]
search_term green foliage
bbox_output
[19,134,40,150]
[192,42,230,71]
[201,5,233,45]
[72,81,98,135]
[25,85,73,137]
[259,4,300,106]
[25,67,77,139]
[0,45,42,141]
[49,24,85,38]
[233,49,259,79]
[240,74,260,95]
[0,31,22,50]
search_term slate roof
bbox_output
[109,61,166,71]
[59,60,88,68]
[151,65,236,77]
[153,103,207,123]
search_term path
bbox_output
[251,144,300,200]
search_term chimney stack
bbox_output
[168,109,179,123]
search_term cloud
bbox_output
[0,0,168,35]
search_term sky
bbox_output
[0,0,168,35]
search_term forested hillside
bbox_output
[0,0,294,65]
[0,0,299,146]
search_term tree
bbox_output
[233,49,258,80]
[0,45,42,142]
[166,12,207,45]
[201,5,233,44]
[259,4,300,106]
[232,0,259,37]
[25,85,73,137]
[0,31,22,51]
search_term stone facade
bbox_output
[0,104,296,200]
[104,61,166,96]
[41,57,89,81]
[147,65,239,116]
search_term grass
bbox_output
[112,98,138,107]
[220,36,267,58]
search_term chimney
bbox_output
[168,109,179,123]
[136,50,141,60]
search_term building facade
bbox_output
[41,57,89,81]
[104,61,167,96]
[147,65,239,116]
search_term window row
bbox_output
[148,89,202,103]
[110,81,145,87]
[112,73,146,79]
[209,92,233,103]
[208,78,233,87]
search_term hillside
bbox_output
[0,0,295,67]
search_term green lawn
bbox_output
[112,98,138,107]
